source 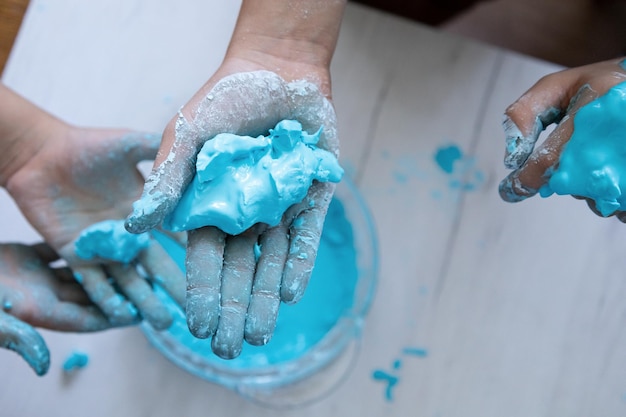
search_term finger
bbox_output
[138,242,186,307]
[0,310,49,376]
[245,224,289,346]
[212,232,258,359]
[107,263,172,330]
[73,265,139,326]
[499,116,573,202]
[125,113,200,234]
[29,303,111,332]
[185,227,225,339]
[502,71,580,169]
[281,183,334,304]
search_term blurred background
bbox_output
[4,0,626,76]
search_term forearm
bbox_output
[226,0,346,93]
[0,84,62,187]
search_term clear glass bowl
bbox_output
[141,177,378,408]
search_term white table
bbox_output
[3,1,626,416]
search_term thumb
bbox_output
[0,310,50,376]
[125,115,200,233]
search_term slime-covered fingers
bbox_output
[73,219,183,328]
[163,119,342,357]
[107,263,172,331]
[536,81,626,216]
[138,242,186,308]
[500,69,572,175]
[500,59,626,205]
[72,265,139,327]
[498,115,574,202]
[500,57,626,218]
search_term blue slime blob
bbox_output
[163,120,344,235]
[434,145,462,174]
[63,351,89,371]
[152,197,358,369]
[540,81,626,216]
[74,220,150,264]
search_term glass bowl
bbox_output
[141,176,378,407]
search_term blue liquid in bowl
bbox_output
[142,178,377,405]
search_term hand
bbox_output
[499,58,626,220]
[126,59,339,358]
[0,242,111,376]
[3,114,185,330]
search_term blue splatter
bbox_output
[371,346,429,402]
[372,370,400,401]
[63,351,89,372]
[434,145,462,174]
[434,144,484,192]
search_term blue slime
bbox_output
[75,220,150,264]
[62,351,89,371]
[152,197,358,369]
[540,81,626,216]
[163,119,344,235]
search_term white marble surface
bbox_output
[2,1,626,416]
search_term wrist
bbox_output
[224,0,345,95]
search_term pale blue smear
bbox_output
[152,197,358,369]
[163,119,344,235]
[403,347,428,357]
[62,351,89,371]
[539,80,626,216]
